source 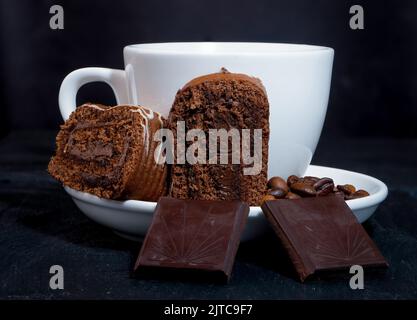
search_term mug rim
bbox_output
[124,42,334,56]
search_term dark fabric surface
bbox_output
[0,131,416,299]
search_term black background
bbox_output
[1,0,416,139]
[1,1,417,300]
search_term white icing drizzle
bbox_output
[85,104,120,110]
[141,107,155,119]
[83,103,163,156]
[130,107,151,153]
[84,103,103,110]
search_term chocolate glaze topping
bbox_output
[182,68,267,95]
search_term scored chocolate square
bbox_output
[261,196,388,282]
[134,197,249,281]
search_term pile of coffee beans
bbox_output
[261,175,370,204]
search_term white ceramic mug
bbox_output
[59,42,334,178]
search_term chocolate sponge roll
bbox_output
[48,104,167,201]
[168,70,270,206]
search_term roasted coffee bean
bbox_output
[313,177,334,197]
[346,189,370,200]
[316,183,334,196]
[337,184,356,195]
[285,192,302,200]
[266,173,368,201]
[267,177,289,193]
[356,189,370,196]
[313,177,334,190]
[302,176,320,185]
[287,175,299,187]
[261,194,276,204]
[290,182,317,197]
[268,187,287,199]
[334,191,346,198]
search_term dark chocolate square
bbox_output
[134,197,249,282]
[261,196,388,281]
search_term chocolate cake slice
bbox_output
[167,70,270,206]
[48,103,167,201]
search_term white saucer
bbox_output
[64,165,388,242]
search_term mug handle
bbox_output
[58,67,129,121]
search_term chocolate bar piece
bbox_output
[261,196,388,282]
[134,197,249,282]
